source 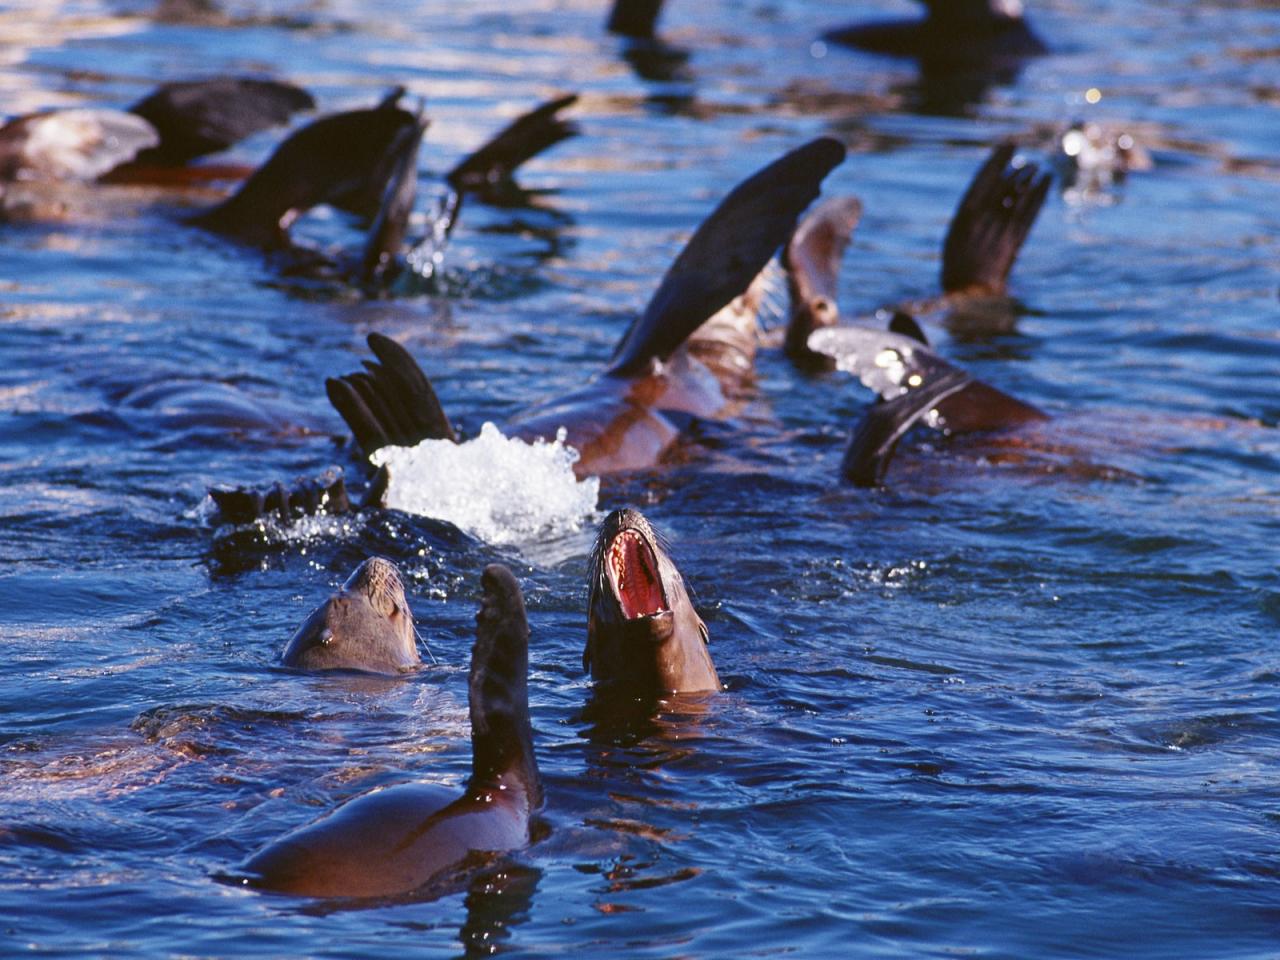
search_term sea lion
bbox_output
[785,143,1050,368]
[822,0,1047,66]
[323,137,847,484]
[783,144,1053,485]
[240,563,540,899]
[0,77,313,184]
[585,508,718,694]
[281,557,420,674]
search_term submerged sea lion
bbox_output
[322,137,846,485]
[240,564,540,899]
[0,77,313,184]
[822,0,1047,66]
[281,557,420,674]
[585,508,718,694]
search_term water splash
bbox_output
[370,422,600,545]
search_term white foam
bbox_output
[371,422,600,546]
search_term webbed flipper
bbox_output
[607,136,847,377]
[783,194,863,366]
[326,333,456,462]
[445,95,578,198]
[841,368,971,487]
[129,77,315,166]
[941,143,1050,295]
[190,96,423,249]
[209,467,350,525]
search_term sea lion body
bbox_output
[243,564,540,899]
[325,140,845,486]
[282,557,420,674]
[508,282,762,476]
[585,509,719,694]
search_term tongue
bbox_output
[617,537,664,619]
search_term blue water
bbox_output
[2,0,1279,956]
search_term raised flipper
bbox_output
[842,368,972,487]
[209,468,350,525]
[358,108,428,285]
[445,95,578,197]
[808,323,1047,434]
[940,143,1050,295]
[607,136,847,378]
[325,332,456,461]
[128,77,315,166]
[783,195,862,368]
[190,95,423,249]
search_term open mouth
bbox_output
[606,529,668,620]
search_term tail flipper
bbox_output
[129,77,315,166]
[941,143,1050,295]
[326,333,456,462]
[607,0,666,38]
[445,95,578,197]
[841,368,972,487]
[209,468,350,525]
[190,95,423,249]
[783,195,862,367]
[607,137,847,377]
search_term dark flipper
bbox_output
[941,143,1050,295]
[607,137,847,378]
[209,468,350,525]
[445,95,578,197]
[326,333,456,462]
[807,323,1047,434]
[888,310,930,345]
[841,368,972,487]
[359,110,428,285]
[607,0,665,38]
[190,97,422,249]
[129,77,314,166]
[783,194,862,367]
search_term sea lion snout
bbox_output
[281,557,420,674]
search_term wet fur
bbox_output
[242,564,539,899]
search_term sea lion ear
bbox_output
[697,616,710,647]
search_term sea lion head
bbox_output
[281,556,420,674]
[585,509,719,694]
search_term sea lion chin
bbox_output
[585,508,719,695]
[281,556,420,675]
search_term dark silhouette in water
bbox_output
[191,90,577,285]
[0,77,313,183]
[823,1,1048,115]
